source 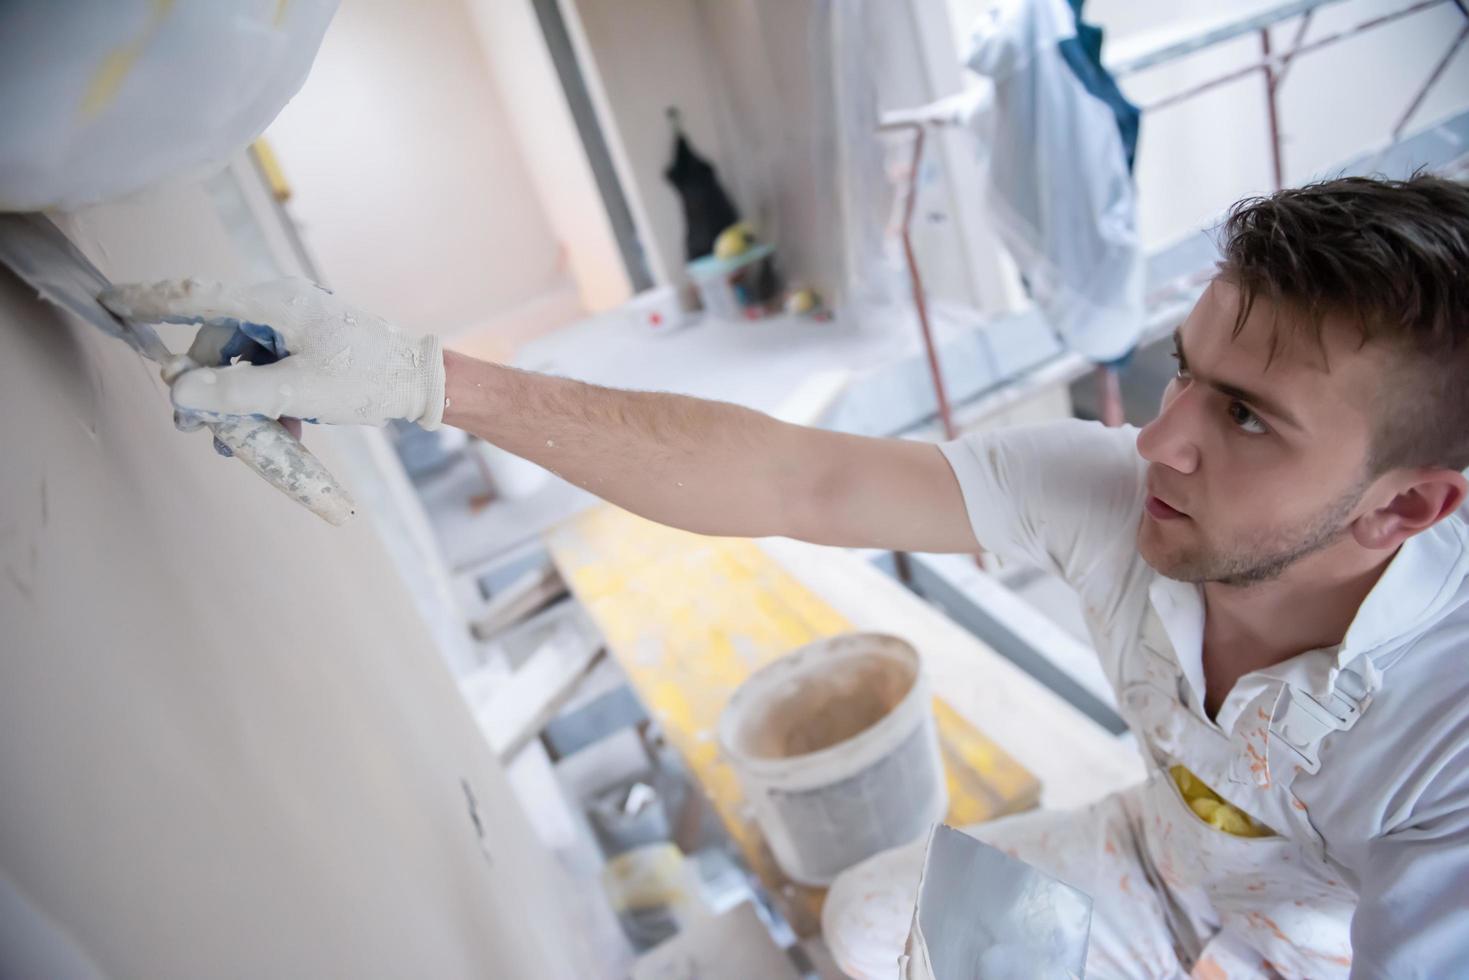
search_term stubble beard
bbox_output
[1140,482,1367,587]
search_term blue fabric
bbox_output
[1058,0,1140,172]
[192,320,292,451]
[217,320,288,366]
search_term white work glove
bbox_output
[100,277,447,429]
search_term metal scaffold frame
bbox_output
[886,0,1469,437]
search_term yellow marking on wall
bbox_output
[251,138,292,202]
[80,0,176,119]
[547,505,1039,935]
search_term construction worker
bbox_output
[105,174,1469,979]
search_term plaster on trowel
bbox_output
[0,212,355,524]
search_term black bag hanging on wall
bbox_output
[663,108,739,261]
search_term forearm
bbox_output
[101,277,979,549]
[441,350,811,537]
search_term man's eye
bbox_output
[1170,351,1190,379]
[1227,400,1267,434]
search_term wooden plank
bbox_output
[466,631,604,761]
[546,505,1052,936]
[760,537,1145,812]
[469,561,567,640]
[934,698,1040,825]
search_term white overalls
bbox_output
[826,574,1374,979]
[822,420,1469,979]
[1103,574,1370,976]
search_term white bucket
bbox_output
[717,633,947,886]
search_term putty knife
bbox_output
[0,212,355,525]
[901,825,1092,979]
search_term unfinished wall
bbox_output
[264,0,576,339]
[465,0,632,314]
[562,0,735,287]
[0,179,592,976]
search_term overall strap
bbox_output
[1269,656,1381,775]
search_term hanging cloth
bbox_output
[663,110,740,261]
[966,0,1145,362]
[1058,0,1141,172]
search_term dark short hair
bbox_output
[1216,172,1469,474]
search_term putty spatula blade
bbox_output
[905,825,1092,979]
[0,212,171,361]
[0,211,356,525]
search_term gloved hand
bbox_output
[100,277,447,429]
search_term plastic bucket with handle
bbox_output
[717,632,947,886]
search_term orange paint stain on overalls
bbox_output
[1243,740,1271,787]
[1245,910,1291,943]
[1192,955,1229,980]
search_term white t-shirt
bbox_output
[939,419,1469,979]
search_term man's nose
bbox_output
[1137,382,1201,475]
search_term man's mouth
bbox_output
[1144,478,1189,521]
[1145,495,1187,521]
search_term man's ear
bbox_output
[1353,469,1468,550]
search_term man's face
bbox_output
[1135,280,1386,585]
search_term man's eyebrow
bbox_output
[1174,329,1303,429]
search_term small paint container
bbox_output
[717,632,947,886]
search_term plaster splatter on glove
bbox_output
[101,277,446,429]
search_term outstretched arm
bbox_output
[102,277,980,552]
[441,351,977,551]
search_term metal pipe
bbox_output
[1096,365,1127,427]
[1261,28,1285,191]
[1111,0,1350,76]
[893,123,960,440]
[1272,10,1317,89]
[1385,23,1469,147]
[1137,0,1444,112]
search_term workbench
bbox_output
[547,505,1144,937]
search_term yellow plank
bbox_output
[935,698,1041,826]
[547,505,1039,934]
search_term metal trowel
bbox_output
[0,212,355,524]
[900,825,1092,979]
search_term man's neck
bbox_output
[1202,541,1397,664]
